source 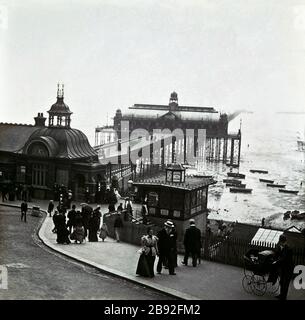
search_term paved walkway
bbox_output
[1,199,304,300]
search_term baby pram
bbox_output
[242,248,279,296]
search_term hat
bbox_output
[164,220,174,228]
[189,219,195,225]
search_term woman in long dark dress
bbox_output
[88,212,100,242]
[136,227,158,278]
[56,212,71,244]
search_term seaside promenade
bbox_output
[0,199,304,300]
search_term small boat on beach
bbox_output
[230,187,252,194]
[250,169,268,174]
[193,174,213,178]
[279,189,299,195]
[223,179,241,184]
[226,183,246,188]
[259,178,274,183]
[267,183,286,188]
[227,172,246,179]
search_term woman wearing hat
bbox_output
[136,227,158,278]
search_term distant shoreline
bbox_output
[276,112,305,114]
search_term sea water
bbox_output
[206,112,305,230]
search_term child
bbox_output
[99,222,109,242]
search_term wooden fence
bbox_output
[103,213,305,269]
[203,234,305,268]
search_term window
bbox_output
[202,189,207,208]
[172,172,181,183]
[172,191,184,210]
[149,207,156,215]
[184,193,190,210]
[32,164,47,187]
[28,143,49,157]
[191,191,197,207]
[166,170,172,182]
[148,192,159,207]
[160,190,170,209]
[173,210,181,218]
[16,166,26,183]
[197,190,201,205]
[56,169,69,186]
[160,209,169,216]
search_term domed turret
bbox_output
[47,84,73,128]
[115,109,122,118]
[170,91,178,103]
[169,91,178,111]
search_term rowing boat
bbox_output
[267,183,286,188]
[259,178,274,183]
[230,187,252,193]
[226,183,246,188]
[279,189,298,195]
[227,172,246,179]
[223,179,241,184]
[250,169,268,174]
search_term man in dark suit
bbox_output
[157,220,176,275]
[182,219,202,267]
[67,204,77,233]
[81,203,93,239]
[274,234,294,300]
[21,201,28,223]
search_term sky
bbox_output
[1,0,305,144]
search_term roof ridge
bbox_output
[0,122,34,127]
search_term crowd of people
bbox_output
[1,183,34,202]
[50,203,103,244]
[48,194,134,245]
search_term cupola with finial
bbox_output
[47,84,73,128]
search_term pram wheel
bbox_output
[251,275,267,296]
[242,275,253,294]
[267,277,280,295]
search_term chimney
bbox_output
[34,112,46,127]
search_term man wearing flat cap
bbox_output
[182,219,202,267]
[156,220,176,275]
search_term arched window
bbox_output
[28,143,49,157]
